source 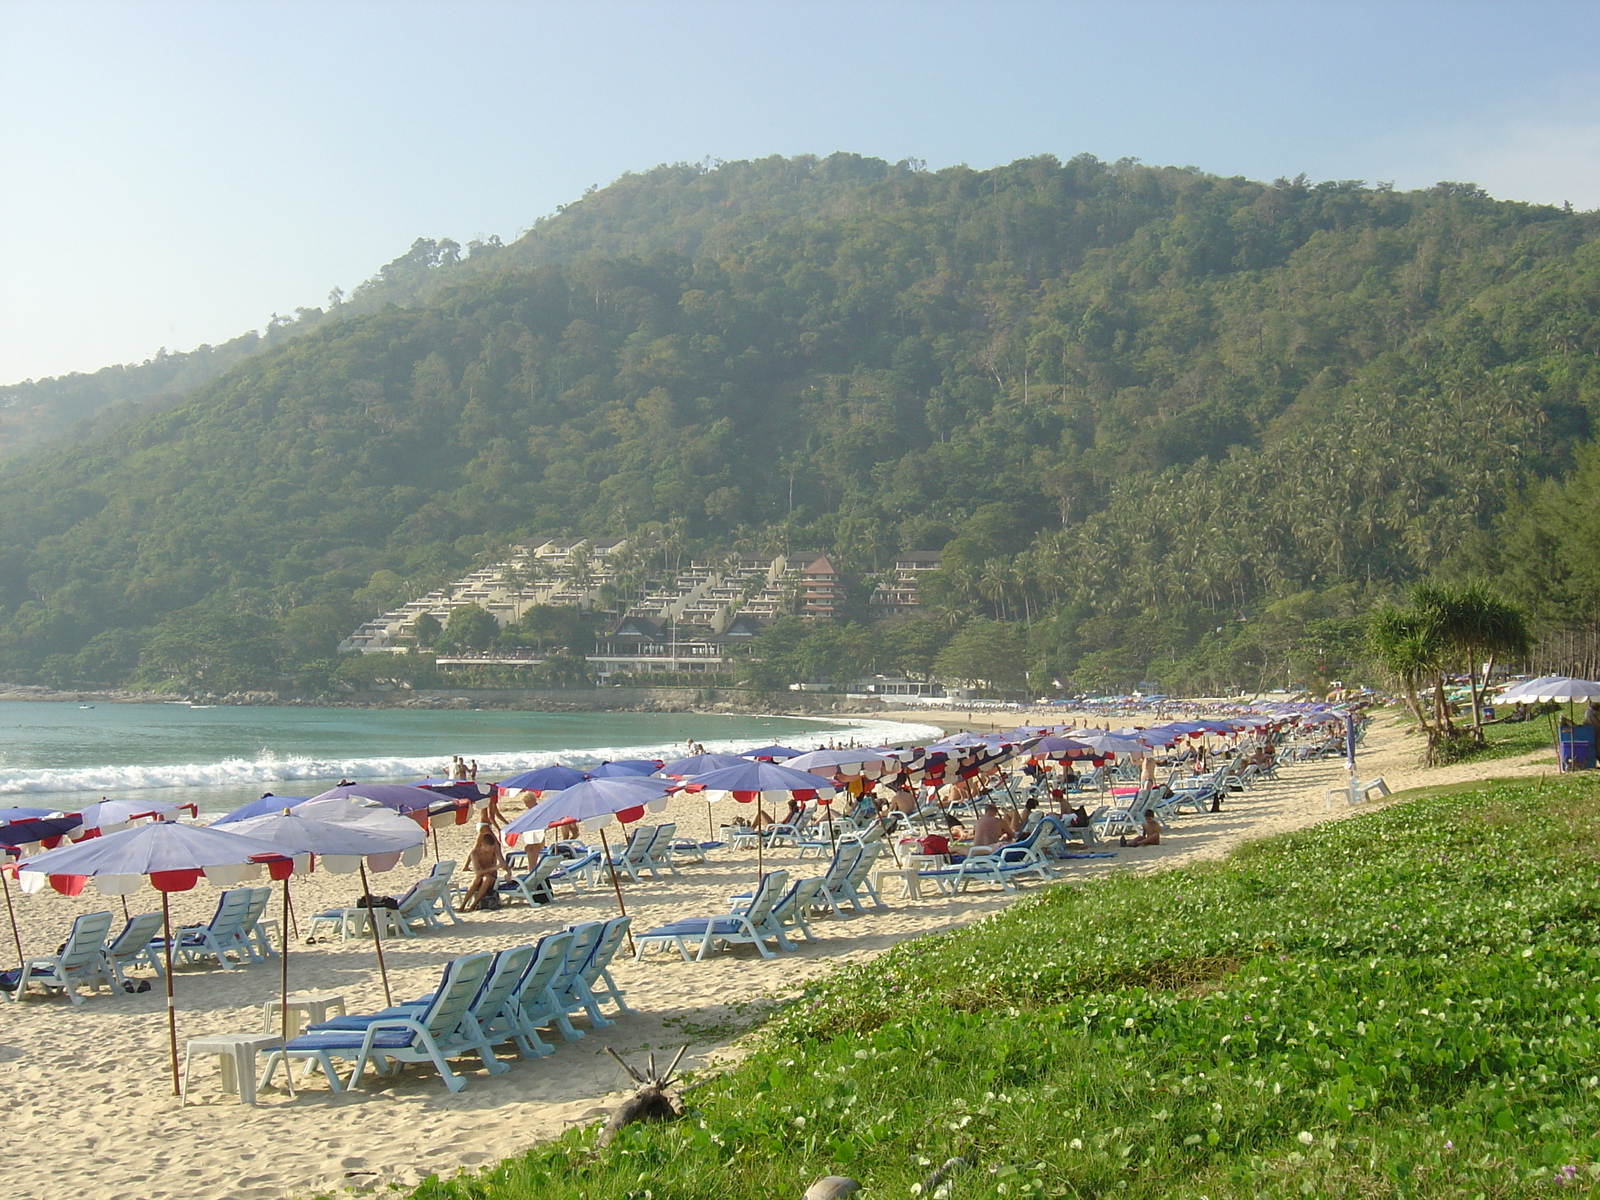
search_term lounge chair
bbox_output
[240,886,278,961]
[643,822,680,876]
[634,870,791,962]
[260,951,496,1093]
[551,921,611,1029]
[767,876,827,943]
[513,929,582,1045]
[494,931,576,1055]
[4,910,115,1004]
[160,888,255,970]
[836,843,886,912]
[495,852,566,907]
[566,916,634,1020]
[391,876,453,935]
[606,826,657,884]
[427,860,465,924]
[104,911,165,990]
[812,842,865,917]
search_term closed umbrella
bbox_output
[17,821,289,1095]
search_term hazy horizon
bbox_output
[5,0,1600,386]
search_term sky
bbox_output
[3,0,1600,385]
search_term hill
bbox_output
[2,153,1598,694]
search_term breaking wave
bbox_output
[0,716,946,796]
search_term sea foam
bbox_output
[0,715,946,796]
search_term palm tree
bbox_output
[1428,581,1532,743]
[1369,602,1448,764]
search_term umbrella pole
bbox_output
[278,878,296,1098]
[120,895,130,923]
[358,862,393,1007]
[432,825,441,862]
[286,887,299,940]
[755,799,764,878]
[0,864,23,971]
[161,891,180,1097]
[706,802,715,842]
[596,828,635,955]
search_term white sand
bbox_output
[0,710,1552,1200]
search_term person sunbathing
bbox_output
[462,824,510,910]
[971,803,1005,848]
[1121,810,1161,848]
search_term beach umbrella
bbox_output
[679,761,837,876]
[496,765,590,793]
[0,810,82,847]
[658,752,747,778]
[1499,676,1600,770]
[1075,733,1149,757]
[72,799,195,837]
[212,795,311,827]
[1029,735,1102,762]
[739,744,802,761]
[502,777,672,953]
[17,821,289,1095]
[785,747,896,777]
[228,810,426,1020]
[307,783,437,815]
[1506,676,1600,704]
[587,760,660,778]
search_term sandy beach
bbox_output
[0,708,1556,1200]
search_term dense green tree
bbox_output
[441,604,498,651]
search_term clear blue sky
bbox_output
[3,0,1598,385]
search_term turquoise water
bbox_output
[0,701,942,816]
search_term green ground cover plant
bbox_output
[405,775,1600,1199]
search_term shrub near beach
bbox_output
[409,775,1600,1199]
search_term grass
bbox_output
[399,774,1600,1200]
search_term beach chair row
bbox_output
[261,916,634,1094]
[633,839,889,962]
[1,887,281,1005]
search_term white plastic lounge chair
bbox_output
[512,929,581,1046]
[813,842,865,916]
[427,859,465,924]
[837,843,886,912]
[551,921,612,1030]
[643,822,680,876]
[163,889,255,970]
[4,910,115,1004]
[495,853,565,907]
[104,911,165,990]
[634,870,791,962]
[489,932,574,1056]
[606,826,657,884]
[240,886,278,961]
[391,876,452,935]
[768,876,827,943]
[571,916,634,1018]
[260,951,495,1093]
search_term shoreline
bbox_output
[0,708,1554,1200]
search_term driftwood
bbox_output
[597,1045,689,1147]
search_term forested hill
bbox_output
[4,152,1600,695]
[0,155,915,461]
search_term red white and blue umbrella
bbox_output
[17,821,290,1095]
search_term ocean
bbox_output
[0,701,944,818]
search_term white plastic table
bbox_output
[182,1032,283,1106]
[263,991,347,1038]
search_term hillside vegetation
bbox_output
[3,153,1600,694]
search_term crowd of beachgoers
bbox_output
[0,697,1496,1200]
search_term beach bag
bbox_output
[1210,795,1222,813]
[476,890,502,911]
[0,968,20,993]
[356,893,399,910]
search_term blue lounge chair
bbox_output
[260,951,495,1093]
[635,871,791,962]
